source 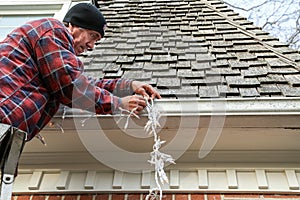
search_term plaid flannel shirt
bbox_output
[0,18,133,141]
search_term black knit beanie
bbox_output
[63,3,106,37]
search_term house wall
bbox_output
[12,193,300,200]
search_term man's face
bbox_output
[69,25,101,55]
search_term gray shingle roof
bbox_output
[82,0,300,99]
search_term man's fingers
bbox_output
[151,92,161,99]
[129,96,146,109]
[136,88,149,99]
[144,85,161,99]
[138,98,147,107]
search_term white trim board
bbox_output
[11,168,300,194]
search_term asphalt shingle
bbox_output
[85,0,300,99]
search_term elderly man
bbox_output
[0,2,161,141]
[0,3,160,199]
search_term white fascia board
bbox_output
[0,1,70,8]
[0,0,71,19]
[53,0,72,21]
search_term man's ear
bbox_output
[67,23,76,33]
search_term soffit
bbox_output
[20,98,300,170]
[17,98,300,193]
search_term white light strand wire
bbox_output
[117,107,140,129]
[40,100,175,199]
[117,98,175,200]
[36,106,68,145]
[145,98,175,200]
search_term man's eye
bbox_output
[90,33,97,40]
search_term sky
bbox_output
[223,0,300,50]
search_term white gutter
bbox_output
[55,97,300,118]
[153,97,300,116]
[45,97,300,132]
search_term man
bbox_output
[0,4,161,197]
[0,2,161,142]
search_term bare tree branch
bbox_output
[223,0,300,50]
[223,0,270,12]
[287,13,300,47]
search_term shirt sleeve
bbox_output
[87,77,134,97]
[34,27,122,114]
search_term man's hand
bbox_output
[120,95,147,115]
[132,81,162,100]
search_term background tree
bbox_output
[223,0,300,50]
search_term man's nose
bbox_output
[87,41,95,50]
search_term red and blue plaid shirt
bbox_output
[0,18,133,141]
